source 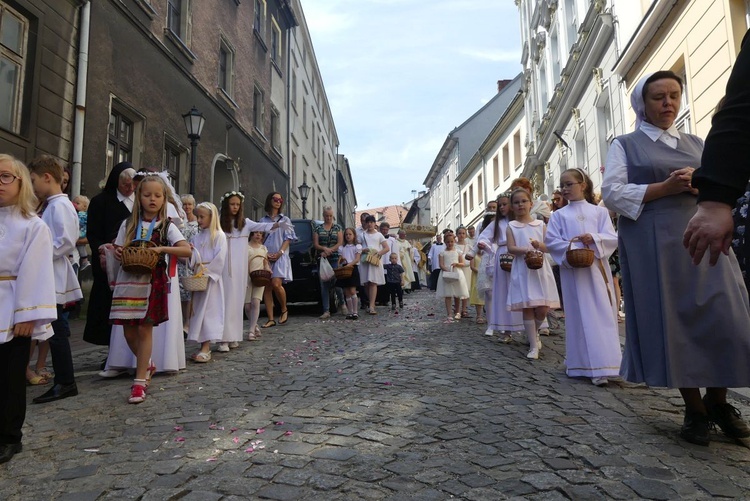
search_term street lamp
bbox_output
[182,106,206,194]
[298,181,310,219]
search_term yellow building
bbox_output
[614,0,750,136]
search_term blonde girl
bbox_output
[187,202,227,362]
[0,155,57,464]
[436,233,470,322]
[455,227,472,318]
[338,227,362,319]
[244,231,268,340]
[111,174,191,403]
[506,188,560,359]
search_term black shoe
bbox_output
[0,443,22,464]
[33,382,78,404]
[680,411,710,446]
[704,398,750,439]
[399,302,404,309]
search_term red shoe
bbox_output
[128,384,146,404]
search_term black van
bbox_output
[282,219,340,312]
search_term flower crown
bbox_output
[220,191,245,204]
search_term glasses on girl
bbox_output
[0,173,20,185]
[272,197,283,203]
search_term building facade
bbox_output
[517,0,629,197]
[613,0,750,138]
[0,0,83,166]
[336,154,356,228]
[424,76,523,234]
[458,92,526,229]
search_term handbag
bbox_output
[442,270,460,281]
[319,256,335,282]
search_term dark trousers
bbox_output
[412,271,421,290]
[49,305,75,385]
[0,336,31,445]
[387,282,403,305]
[429,269,441,291]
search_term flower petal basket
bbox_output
[566,239,595,268]
[181,264,208,292]
[524,250,544,270]
[250,255,272,287]
[334,266,353,280]
[121,240,160,275]
[499,253,515,272]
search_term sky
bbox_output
[302,0,523,210]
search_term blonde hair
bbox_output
[195,202,221,245]
[0,154,38,218]
[72,195,90,210]
[124,175,170,245]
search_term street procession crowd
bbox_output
[2,34,750,465]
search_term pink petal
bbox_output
[245,447,255,453]
[173,426,183,431]
[206,457,217,462]
[232,437,240,444]
[175,437,185,442]
[275,421,284,426]
[256,428,265,434]
[284,431,293,436]
[230,427,238,433]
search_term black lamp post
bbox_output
[298,181,310,219]
[182,106,206,194]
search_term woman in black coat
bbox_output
[83,162,134,345]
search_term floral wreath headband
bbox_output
[195,202,215,211]
[220,191,245,204]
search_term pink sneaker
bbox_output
[128,384,147,404]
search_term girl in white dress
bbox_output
[244,231,268,340]
[359,215,389,314]
[455,227,473,318]
[478,194,523,340]
[219,192,277,351]
[506,188,560,359]
[546,169,621,386]
[260,192,296,327]
[436,233,470,322]
[0,155,57,462]
[338,228,362,319]
[188,203,227,362]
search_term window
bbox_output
[108,109,133,171]
[597,98,613,165]
[270,107,280,151]
[477,174,483,205]
[513,132,522,168]
[463,192,468,215]
[167,0,190,42]
[575,130,586,171]
[291,151,297,188]
[469,185,474,211]
[492,155,500,188]
[218,38,235,98]
[163,136,187,194]
[502,145,510,180]
[550,27,561,82]
[253,0,266,38]
[564,0,578,49]
[302,98,307,135]
[253,85,264,132]
[675,66,691,134]
[291,71,297,109]
[271,17,281,65]
[0,3,28,134]
[538,62,549,109]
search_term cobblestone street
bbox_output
[4,290,750,500]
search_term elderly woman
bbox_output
[313,206,345,319]
[602,70,750,447]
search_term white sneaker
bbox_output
[319,311,331,319]
[483,329,494,337]
[228,341,240,349]
[216,343,230,352]
[526,348,539,360]
[592,377,609,387]
[99,369,128,378]
[538,328,550,335]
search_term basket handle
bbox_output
[566,237,589,252]
[250,254,272,272]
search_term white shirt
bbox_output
[117,189,135,212]
[602,122,682,221]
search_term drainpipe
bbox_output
[70,1,90,198]
[286,27,293,216]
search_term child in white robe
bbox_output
[219,192,279,351]
[0,155,57,464]
[546,169,621,386]
[28,156,83,404]
[244,231,268,340]
[506,188,560,359]
[188,203,227,361]
[436,233,470,322]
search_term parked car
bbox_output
[282,219,340,312]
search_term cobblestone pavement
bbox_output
[4,290,750,500]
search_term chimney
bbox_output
[497,79,512,93]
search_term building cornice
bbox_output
[423,135,457,188]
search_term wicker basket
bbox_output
[122,240,160,274]
[334,266,353,280]
[181,264,208,292]
[566,238,595,268]
[524,250,544,270]
[249,255,272,287]
[499,253,514,272]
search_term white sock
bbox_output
[524,320,538,350]
[133,378,147,387]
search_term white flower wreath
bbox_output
[220,191,245,204]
